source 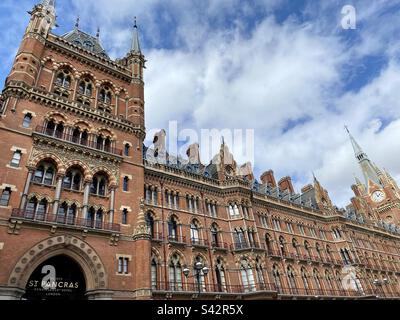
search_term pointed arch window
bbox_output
[33,162,55,186]
[190,220,200,244]
[78,78,93,97]
[169,254,183,291]
[256,258,266,290]
[215,259,227,292]
[55,70,71,88]
[301,267,309,292]
[145,212,154,237]
[211,224,219,247]
[168,216,178,241]
[272,265,282,290]
[287,266,297,293]
[240,259,256,292]
[122,208,128,225]
[151,259,158,290]
[90,174,108,196]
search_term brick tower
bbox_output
[0,0,150,299]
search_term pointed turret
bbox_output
[345,126,382,190]
[131,18,142,54]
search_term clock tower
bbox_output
[346,127,400,224]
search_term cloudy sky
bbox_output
[1,0,400,207]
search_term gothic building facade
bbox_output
[0,0,400,300]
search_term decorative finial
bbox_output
[344,125,350,134]
[96,27,100,39]
[134,16,137,28]
[75,16,80,29]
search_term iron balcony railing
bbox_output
[152,281,276,294]
[34,125,123,156]
[11,208,120,232]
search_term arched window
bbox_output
[240,259,256,292]
[26,197,38,219]
[55,123,64,139]
[33,162,55,186]
[256,258,266,290]
[57,202,68,223]
[36,199,48,221]
[123,176,129,192]
[78,78,93,97]
[22,113,32,128]
[151,258,158,290]
[301,267,309,293]
[234,228,246,249]
[272,265,282,290]
[325,270,334,292]
[98,86,113,113]
[145,212,154,237]
[66,204,76,224]
[313,269,323,294]
[95,209,104,229]
[55,69,71,88]
[87,207,96,228]
[90,174,108,196]
[169,254,183,291]
[215,259,227,292]
[211,224,219,247]
[190,220,200,244]
[81,130,88,146]
[122,208,128,225]
[124,144,130,156]
[72,128,81,144]
[45,120,55,136]
[287,266,297,293]
[168,216,178,241]
[63,168,82,191]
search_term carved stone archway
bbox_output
[6,235,112,300]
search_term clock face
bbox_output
[371,190,386,203]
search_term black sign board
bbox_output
[24,255,86,300]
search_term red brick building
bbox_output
[0,0,400,300]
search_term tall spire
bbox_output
[345,126,382,189]
[131,17,142,54]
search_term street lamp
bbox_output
[183,262,209,296]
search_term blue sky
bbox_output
[1,0,400,207]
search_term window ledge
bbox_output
[116,273,132,277]
[6,165,22,171]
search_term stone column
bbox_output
[109,187,116,223]
[20,169,34,210]
[114,93,120,116]
[52,174,64,216]
[82,181,91,218]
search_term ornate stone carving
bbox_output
[29,140,121,185]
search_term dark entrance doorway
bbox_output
[23,255,86,300]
